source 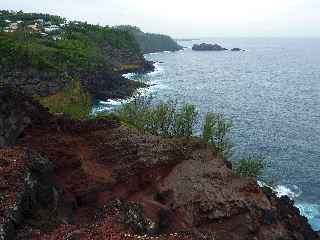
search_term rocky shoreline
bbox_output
[0,88,319,240]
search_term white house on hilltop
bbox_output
[44,25,60,32]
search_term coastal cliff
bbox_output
[0,88,319,240]
[116,25,183,54]
[0,10,319,240]
[0,10,154,100]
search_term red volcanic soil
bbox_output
[1,111,318,239]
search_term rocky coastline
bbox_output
[1,10,319,240]
[0,88,319,240]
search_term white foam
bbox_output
[257,182,319,230]
[146,52,161,56]
[99,99,123,106]
[258,181,302,200]
[148,62,164,77]
[274,185,302,199]
[296,203,320,231]
[122,72,136,79]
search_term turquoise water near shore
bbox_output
[94,38,320,230]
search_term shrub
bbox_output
[147,100,177,137]
[202,112,232,156]
[173,104,198,137]
[115,96,198,138]
[235,155,264,178]
[116,95,153,130]
[35,79,91,119]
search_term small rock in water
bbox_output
[231,48,245,51]
[192,43,228,51]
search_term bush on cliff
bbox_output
[174,104,199,137]
[202,112,232,157]
[35,79,91,119]
[235,155,265,178]
[115,96,198,138]
[98,96,264,177]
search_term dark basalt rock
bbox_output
[0,150,57,240]
[0,87,50,148]
[192,43,228,51]
[231,48,245,51]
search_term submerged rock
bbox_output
[192,43,228,51]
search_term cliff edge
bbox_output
[0,89,318,240]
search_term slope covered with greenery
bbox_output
[116,25,183,53]
[0,10,145,99]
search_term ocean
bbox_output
[94,38,320,230]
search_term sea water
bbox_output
[94,38,320,230]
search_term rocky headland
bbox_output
[0,11,155,101]
[0,87,319,240]
[116,25,183,54]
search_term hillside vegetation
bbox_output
[0,10,147,99]
[116,25,183,53]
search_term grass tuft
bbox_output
[35,79,91,119]
[235,155,265,178]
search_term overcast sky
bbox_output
[2,0,320,38]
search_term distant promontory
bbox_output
[116,25,183,53]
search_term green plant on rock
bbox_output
[35,79,91,119]
[116,95,153,130]
[173,104,198,137]
[147,100,177,137]
[202,112,232,156]
[235,155,265,178]
[115,97,198,138]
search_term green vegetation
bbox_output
[35,79,91,119]
[0,10,142,97]
[104,96,265,177]
[202,112,232,157]
[116,25,183,53]
[0,21,140,74]
[235,155,265,178]
[174,104,198,137]
[35,86,265,177]
[115,96,198,138]
[0,10,65,27]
